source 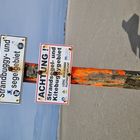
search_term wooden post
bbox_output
[24,62,140,90]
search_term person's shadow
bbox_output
[122,14,140,58]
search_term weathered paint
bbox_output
[24,62,140,89]
[24,63,38,83]
[71,67,126,88]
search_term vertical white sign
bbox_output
[0,35,26,103]
[36,44,72,105]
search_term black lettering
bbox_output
[39,86,45,91]
[39,92,45,98]
[51,47,56,58]
[1,76,6,81]
[42,54,48,60]
[41,60,47,67]
[53,96,57,101]
[12,76,19,81]
[12,84,17,88]
[4,40,10,52]
[39,78,46,85]
[47,96,52,100]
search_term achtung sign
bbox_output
[0,35,26,103]
[36,44,72,104]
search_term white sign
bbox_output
[36,44,72,104]
[0,35,26,103]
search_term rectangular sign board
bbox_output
[0,35,26,103]
[36,44,72,105]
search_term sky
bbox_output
[0,0,68,140]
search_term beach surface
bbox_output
[60,0,140,140]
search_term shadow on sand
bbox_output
[122,14,140,58]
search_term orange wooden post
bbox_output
[24,62,140,89]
